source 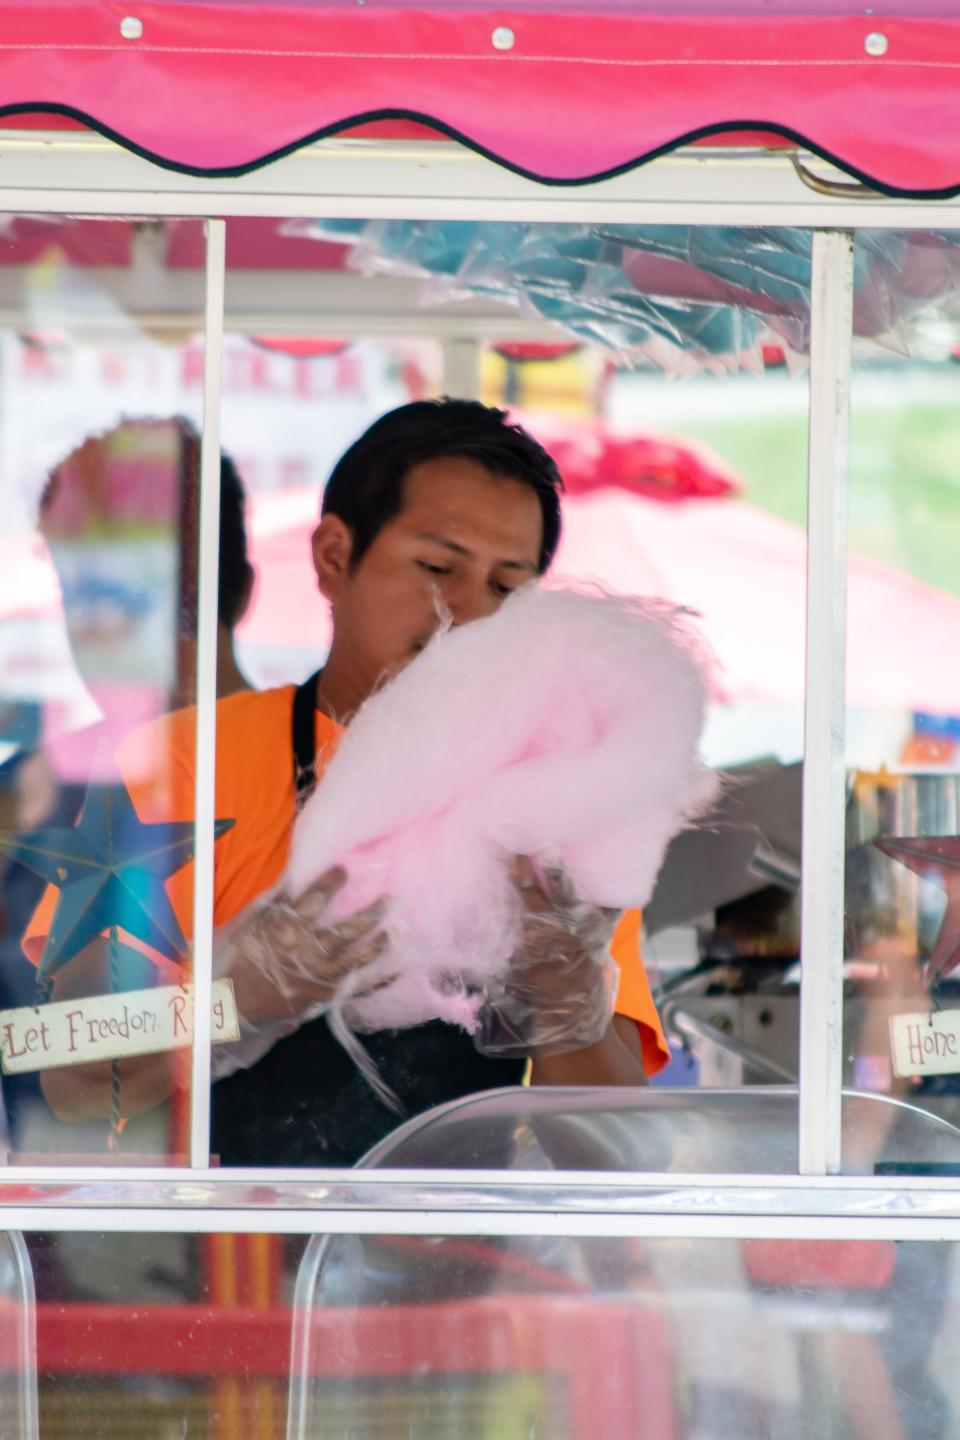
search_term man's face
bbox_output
[313,455,544,697]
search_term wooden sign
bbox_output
[890,1010,960,1079]
[0,980,239,1074]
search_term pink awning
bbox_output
[3,2,960,193]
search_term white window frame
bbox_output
[1,129,958,1238]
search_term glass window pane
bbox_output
[0,216,208,1164]
[203,219,809,1168]
[21,1221,960,1440]
[843,229,960,1171]
[29,1229,306,1440]
[0,1232,34,1440]
[294,1226,959,1440]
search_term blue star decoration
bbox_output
[0,781,235,981]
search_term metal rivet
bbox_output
[864,31,888,56]
[119,15,144,39]
[492,26,515,50]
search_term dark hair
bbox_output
[215,451,252,628]
[177,423,252,630]
[322,398,563,572]
[40,417,252,631]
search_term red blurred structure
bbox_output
[514,410,743,502]
[35,1295,677,1440]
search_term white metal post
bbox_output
[441,336,482,397]
[798,229,854,1176]
[189,218,227,1169]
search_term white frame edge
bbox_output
[189,219,227,1167]
[0,141,955,1217]
[798,231,854,1175]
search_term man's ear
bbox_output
[312,514,355,600]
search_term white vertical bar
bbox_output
[798,230,854,1176]
[189,218,226,1169]
[441,336,482,397]
[12,1232,38,1440]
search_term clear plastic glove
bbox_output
[474,856,619,1059]
[211,865,392,1080]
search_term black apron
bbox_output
[209,672,525,1167]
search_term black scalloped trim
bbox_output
[1,100,956,199]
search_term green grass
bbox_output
[676,387,960,598]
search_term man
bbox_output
[29,400,668,1165]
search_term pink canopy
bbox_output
[3,2,960,194]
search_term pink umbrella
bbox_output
[240,485,960,715]
[553,490,960,713]
[240,489,333,677]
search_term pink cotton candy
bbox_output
[285,584,716,1034]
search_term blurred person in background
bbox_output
[0,416,254,1153]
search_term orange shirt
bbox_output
[25,685,669,1075]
